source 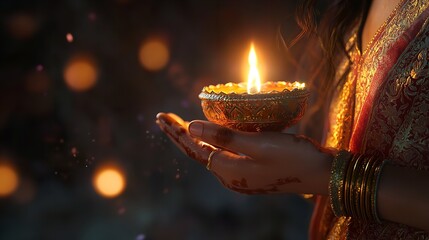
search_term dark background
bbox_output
[0,0,317,239]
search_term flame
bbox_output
[247,43,261,94]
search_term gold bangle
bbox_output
[349,155,362,217]
[365,157,378,221]
[362,155,375,221]
[338,153,387,222]
[329,150,352,217]
[343,153,357,216]
[368,156,379,221]
[370,159,382,221]
[345,154,356,217]
[359,156,372,220]
[354,155,366,220]
[372,159,388,223]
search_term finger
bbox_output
[157,112,180,128]
[187,120,266,158]
[157,115,261,192]
[157,115,255,172]
[210,149,253,173]
[156,112,186,126]
[157,113,257,170]
[157,120,187,153]
[156,119,184,148]
[156,117,197,156]
[166,112,188,127]
[157,112,191,133]
[157,114,214,165]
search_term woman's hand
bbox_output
[156,112,334,195]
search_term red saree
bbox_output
[310,0,429,239]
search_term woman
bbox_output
[157,0,429,238]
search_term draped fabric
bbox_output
[310,0,429,239]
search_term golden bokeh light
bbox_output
[64,57,98,92]
[0,164,19,197]
[93,167,126,198]
[139,40,169,71]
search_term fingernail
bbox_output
[189,122,203,137]
[156,112,163,119]
[159,117,168,126]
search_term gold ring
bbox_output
[206,148,220,170]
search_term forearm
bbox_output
[378,164,429,231]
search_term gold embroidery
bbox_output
[326,68,355,150]
[355,0,429,133]
[365,18,429,170]
[327,217,351,240]
[323,0,429,239]
[325,35,360,150]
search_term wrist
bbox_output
[319,151,334,195]
[308,150,334,195]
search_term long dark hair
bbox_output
[290,0,371,140]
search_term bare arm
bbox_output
[377,164,429,231]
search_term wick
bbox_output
[247,86,259,94]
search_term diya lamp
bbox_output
[199,43,309,132]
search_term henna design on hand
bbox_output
[266,177,301,188]
[231,178,249,188]
[228,186,280,195]
[157,113,325,195]
[157,114,214,165]
[213,173,302,195]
